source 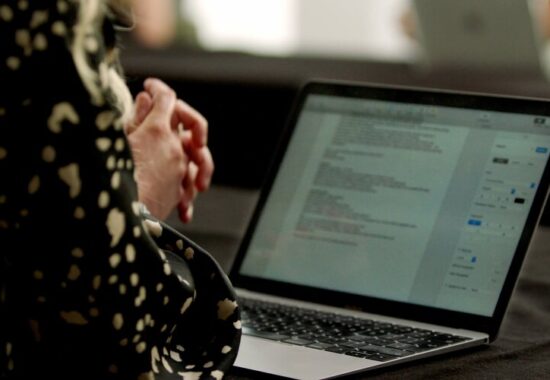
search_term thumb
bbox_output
[134,91,153,126]
[143,90,176,127]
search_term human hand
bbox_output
[126,78,213,222]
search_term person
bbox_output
[0,0,240,379]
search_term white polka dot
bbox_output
[15,29,31,55]
[136,319,144,331]
[6,57,20,71]
[92,275,101,290]
[95,111,115,130]
[88,295,95,303]
[221,345,232,354]
[108,275,118,284]
[144,219,162,237]
[48,102,79,133]
[163,262,171,276]
[58,163,81,198]
[96,138,112,152]
[161,357,173,373]
[33,270,44,280]
[130,273,139,287]
[106,155,116,170]
[184,364,195,370]
[151,346,160,373]
[160,324,168,333]
[51,21,66,36]
[203,361,213,369]
[98,191,110,208]
[125,244,136,263]
[119,284,127,294]
[0,147,6,160]
[163,296,169,305]
[67,264,80,281]
[211,370,224,380]
[42,146,56,162]
[126,159,133,169]
[169,350,182,362]
[74,207,85,219]
[131,202,141,215]
[136,341,147,354]
[109,253,121,268]
[113,313,124,330]
[89,308,99,317]
[28,175,40,194]
[133,226,141,237]
[61,311,88,325]
[114,138,125,152]
[33,33,47,50]
[184,247,194,260]
[233,320,242,329]
[0,6,13,22]
[30,10,48,29]
[176,240,184,250]
[57,0,68,13]
[71,248,84,258]
[117,158,125,169]
[180,297,192,315]
[217,299,238,321]
[111,171,120,189]
[18,0,28,11]
[135,286,147,307]
[156,283,163,292]
[132,334,141,343]
[119,338,128,346]
[106,208,125,247]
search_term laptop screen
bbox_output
[238,88,550,318]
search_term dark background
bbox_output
[122,47,550,223]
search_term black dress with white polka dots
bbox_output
[0,1,241,379]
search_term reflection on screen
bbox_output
[240,94,550,317]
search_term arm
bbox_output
[0,1,236,378]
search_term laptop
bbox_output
[229,80,550,379]
[411,0,550,78]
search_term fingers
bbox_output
[178,162,199,223]
[142,78,176,128]
[175,99,208,147]
[134,91,153,126]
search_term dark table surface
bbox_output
[172,187,550,380]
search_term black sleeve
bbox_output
[0,1,240,379]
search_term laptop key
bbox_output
[242,327,290,341]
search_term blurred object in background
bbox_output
[409,0,550,80]
[131,0,198,48]
[180,0,416,61]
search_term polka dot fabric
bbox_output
[0,1,241,378]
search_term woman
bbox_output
[0,0,240,378]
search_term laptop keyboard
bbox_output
[239,297,472,362]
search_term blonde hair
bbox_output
[70,0,134,125]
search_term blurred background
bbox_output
[120,0,550,269]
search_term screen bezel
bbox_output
[229,80,550,340]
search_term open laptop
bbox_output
[229,80,550,379]
[411,0,550,78]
